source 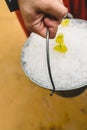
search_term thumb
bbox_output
[42,0,68,20]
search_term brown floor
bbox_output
[0,1,87,130]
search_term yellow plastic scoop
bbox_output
[61,19,70,27]
[54,44,68,53]
[54,33,68,53]
[55,33,64,44]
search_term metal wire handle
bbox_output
[46,13,73,96]
[46,28,55,96]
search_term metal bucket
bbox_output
[21,19,87,97]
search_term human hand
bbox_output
[18,0,68,38]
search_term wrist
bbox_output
[5,0,19,12]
